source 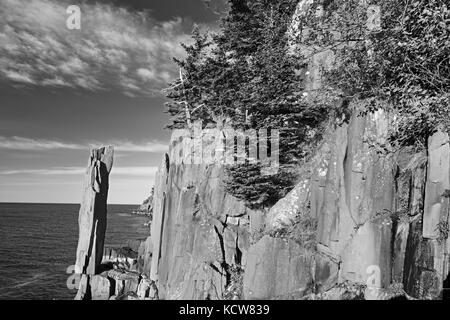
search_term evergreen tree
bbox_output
[165,0,330,209]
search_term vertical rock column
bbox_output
[420,131,450,298]
[75,146,114,275]
[148,153,169,281]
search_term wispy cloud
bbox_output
[112,167,158,176]
[0,136,169,153]
[0,136,83,151]
[111,141,169,153]
[0,0,195,96]
[0,166,158,176]
[0,168,85,176]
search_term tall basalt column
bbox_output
[75,146,114,275]
[149,153,170,282]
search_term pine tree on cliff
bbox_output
[164,26,212,129]
[164,0,328,209]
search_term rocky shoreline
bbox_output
[75,239,157,300]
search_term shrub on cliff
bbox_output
[296,0,450,151]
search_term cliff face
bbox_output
[143,1,449,300]
[246,110,450,300]
[144,136,254,299]
[144,108,449,301]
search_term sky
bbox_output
[0,0,226,204]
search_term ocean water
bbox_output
[0,203,150,300]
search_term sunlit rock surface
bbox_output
[147,132,254,300]
[75,146,114,275]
